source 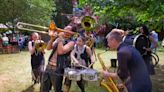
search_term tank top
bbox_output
[31,41,44,69]
[74,44,89,67]
[56,39,73,69]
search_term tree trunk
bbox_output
[53,0,73,28]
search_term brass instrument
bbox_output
[97,52,128,92]
[17,21,76,50]
[34,40,46,51]
[16,22,49,34]
[86,36,95,48]
[81,16,96,31]
[16,21,75,35]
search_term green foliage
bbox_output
[0,0,55,28]
[79,0,164,31]
[53,0,73,28]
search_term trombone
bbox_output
[16,22,49,34]
[16,22,75,35]
[16,21,76,51]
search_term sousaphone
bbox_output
[81,16,96,32]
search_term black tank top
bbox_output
[31,41,44,69]
[56,39,73,69]
[74,45,89,67]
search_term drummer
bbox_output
[139,25,158,75]
[64,36,94,92]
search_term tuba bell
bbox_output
[81,16,96,32]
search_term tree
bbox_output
[78,0,164,31]
[53,0,73,28]
[0,0,55,30]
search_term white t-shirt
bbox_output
[2,36,9,42]
[162,38,164,47]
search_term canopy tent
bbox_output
[0,23,14,32]
[0,24,8,29]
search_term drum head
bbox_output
[133,34,150,55]
[123,34,150,55]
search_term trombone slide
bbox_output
[17,22,49,34]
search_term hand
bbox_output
[117,83,124,89]
[89,62,94,68]
[74,61,80,65]
[58,32,65,39]
[48,30,58,40]
[102,70,110,78]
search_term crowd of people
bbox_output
[0,31,29,53]
[27,23,161,92]
[25,1,163,92]
[27,3,98,92]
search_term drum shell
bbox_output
[64,68,82,81]
[82,69,98,81]
[123,34,150,55]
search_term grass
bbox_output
[0,49,164,92]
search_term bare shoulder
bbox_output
[85,45,91,51]
[67,40,75,46]
[86,45,90,49]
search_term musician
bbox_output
[85,32,97,67]
[103,30,152,92]
[150,30,158,53]
[64,36,94,92]
[140,25,157,75]
[28,32,45,84]
[41,26,75,92]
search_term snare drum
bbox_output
[82,69,98,81]
[64,68,82,81]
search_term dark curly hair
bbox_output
[140,25,150,36]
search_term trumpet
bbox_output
[34,40,46,51]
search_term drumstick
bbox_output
[78,64,89,69]
[72,62,89,69]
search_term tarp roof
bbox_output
[0,24,8,29]
[0,24,13,29]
